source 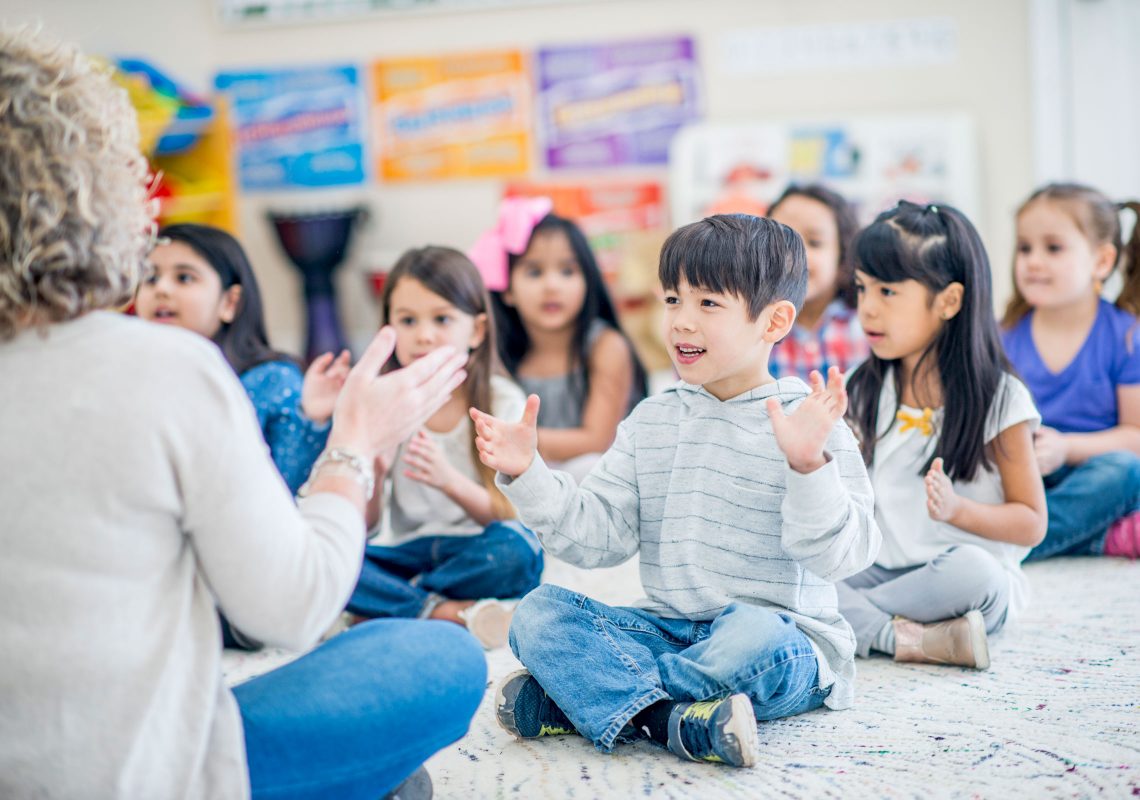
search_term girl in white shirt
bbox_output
[838,202,1047,670]
[347,246,542,649]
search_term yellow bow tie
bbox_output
[897,407,934,436]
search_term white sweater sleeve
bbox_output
[177,348,365,651]
[497,419,641,568]
[779,421,881,582]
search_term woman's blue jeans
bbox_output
[234,619,486,799]
[508,584,830,752]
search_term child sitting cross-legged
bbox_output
[470,214,881,768]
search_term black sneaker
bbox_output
[494,669,577,738]
[666,693,759,767]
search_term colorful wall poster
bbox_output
[214,65,366,190]
[505,180,665,291]
[536,36,702,170]
[668,115,979,227]
[372,50,531,181]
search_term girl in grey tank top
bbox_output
[484,213,647,442]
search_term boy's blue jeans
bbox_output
[509,583,830,752]
[1028,451,1140,561]
[348,521,543,618]
[234,619,486,800]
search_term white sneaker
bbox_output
[458,599,514,650]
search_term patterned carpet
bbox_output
[223,557,1140,798]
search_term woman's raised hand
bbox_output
[327,327,468,459]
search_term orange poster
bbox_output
[373,50,531,181]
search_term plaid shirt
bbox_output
[771,300,869,381]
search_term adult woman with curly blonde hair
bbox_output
[0,29,483,800]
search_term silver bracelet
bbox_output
[298,447,375,499]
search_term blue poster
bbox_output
[215,65,366,190]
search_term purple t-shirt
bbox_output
[1002,299,1140,433]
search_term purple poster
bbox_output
[537,36,702,169]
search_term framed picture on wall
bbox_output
[218,0,598,26]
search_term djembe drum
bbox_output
[268,207,366,363]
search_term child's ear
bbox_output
[937,281,964,321]
[470,312,488,350]
[1094,242,1118,282]
[763,300,797,342]
[219,285,242,324]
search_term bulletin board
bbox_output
[219,0,597,26]
[668,114,980,227]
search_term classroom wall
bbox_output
[5,0,1036,354]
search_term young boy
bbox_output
[470,214,881,768]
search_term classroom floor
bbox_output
[223,556,1140,799]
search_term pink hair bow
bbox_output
[467,196,554,291]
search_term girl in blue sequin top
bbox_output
[136,224,349,495]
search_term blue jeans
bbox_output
[1028,451,1140,561]
[235,619,486,800]
[348,521,543,618]
[509,584,830,752]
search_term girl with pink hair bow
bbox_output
[468,197,647,483]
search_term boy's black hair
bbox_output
[846,201,1012,482]
[156,223,295,376]
[490,213,648,408]
[659,214,807,320]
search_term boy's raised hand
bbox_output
[767,367,847,474]
[470,394,541,478]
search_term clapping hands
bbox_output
[470,395,541,478]
[925,457,962,523]
[302,349,352,423]
[767,367,847,474]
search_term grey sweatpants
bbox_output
[836,544,1011,658]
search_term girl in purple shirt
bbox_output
[1001,183,1140,560]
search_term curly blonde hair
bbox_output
[0,28,153,340]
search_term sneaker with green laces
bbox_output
[666,693,759,767]
[494,669,577,739]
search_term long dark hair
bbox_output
[380,246,513,519]
[846,201,1011,482]
[156,223,293,375]
[768,183,860,308]
[489,213,648,409]
[1002,182,1140,326]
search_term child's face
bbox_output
[854,269,960,369]
[661,279,792,400]
[388,277,486,367]
[135,241,239,339]
[1014,200,1115,310]
[504,230,588,335]
[769,195,841,307]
